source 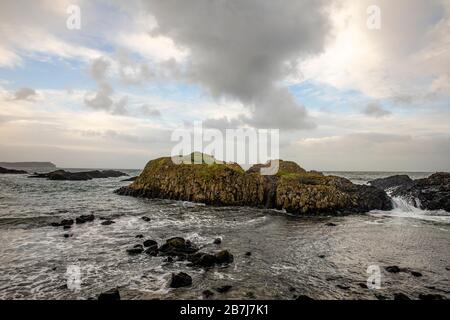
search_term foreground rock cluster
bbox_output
[369,172,450,212]
[116,153,392,215]
[29,169,128,181]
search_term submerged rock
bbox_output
[170,272,192,288]
[115,153,392,215]
[126,245,143,255]
[0,167,28,174]
[29,169,128,181]
[76,214,95,224]
[101,220,115,225]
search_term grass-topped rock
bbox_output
[116,153,392,215]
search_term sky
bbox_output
[0,0,449,171]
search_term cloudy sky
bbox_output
[0,0,449,171]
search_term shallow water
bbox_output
[0,170,449,300]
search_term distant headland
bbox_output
[0,162,56,169]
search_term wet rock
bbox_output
[446,266,450,271]
[141,216,151,222]
[325,222,337,227]
[245,251,252,257]
[410,271,423,277]
[121,176,138,182]
[318,254,326,259]
[76,214,95,224]
[0,167,28,174]
[170,272,192,288]
[215,250,234,264]
[63,225,71,230]
[393,293,411,300]
[101,220,115,225]
[213,238,222,245]
[159,237,199,256]
[98,288,120,301]
[368,175,414,190]
[143,239,158,248]
[385,266,402,273]
[418,293,445,300]
[164,257,174,263]
[202,290,214,299]
[246,292,256,299]
[63,233,71,238]
[60,219,74,227]
[295,295,314,301]
[126,245,143,255]
[358,283,368,289]
[391,172,450,212]
[50,222,61,227]
[288,286,296,292]
[215,285,232,293]
[135,234,144,238]
[375,294,388,300]
[188,252,217,268]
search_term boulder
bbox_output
[143,239,158,248]
[215,250,234,264]
[170,272,192,288]
[101,220,115,225]
[159,237,199,257]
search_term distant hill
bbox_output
[0,162,56,169]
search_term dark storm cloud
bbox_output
[142,0,332,129]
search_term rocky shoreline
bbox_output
[369,172,450,212]
[115,153,392,215]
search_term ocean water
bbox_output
[0,169,448,300]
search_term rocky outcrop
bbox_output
[29,169,128,181]
[369,172,450,212]
[369,175,414,190]
[0,167,28,174]
[115,154,392,215]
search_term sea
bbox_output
[0,169,448,300]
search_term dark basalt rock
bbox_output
[60,219,74,227]
[101,220,115,225]
[245,251,252,256]
[76,214,95,224]
[370,172,450,212]
[385,266,402,273]
[141,216,151,222]
[170,272,192,288]
[369,175,414,190]
[126,245,143,255]
[0,167,28,174]
[393,293,411,300]
[188,252,217,268]
[121,176,138,182]
[98,288,120,301]
[215,285,232,293]
[392,172,450,212]
[159,237,199,257]
[418,293,445,300]
[202,290,214,299]
[215,250,234,264]
[143,239,158,248]
[410,271,423,277]
[213,238,222,245]
[135,234,144,238]
[115,153,393,215]
[63,225,71,230]
[29,169,128,181]
[325,222,337,227]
